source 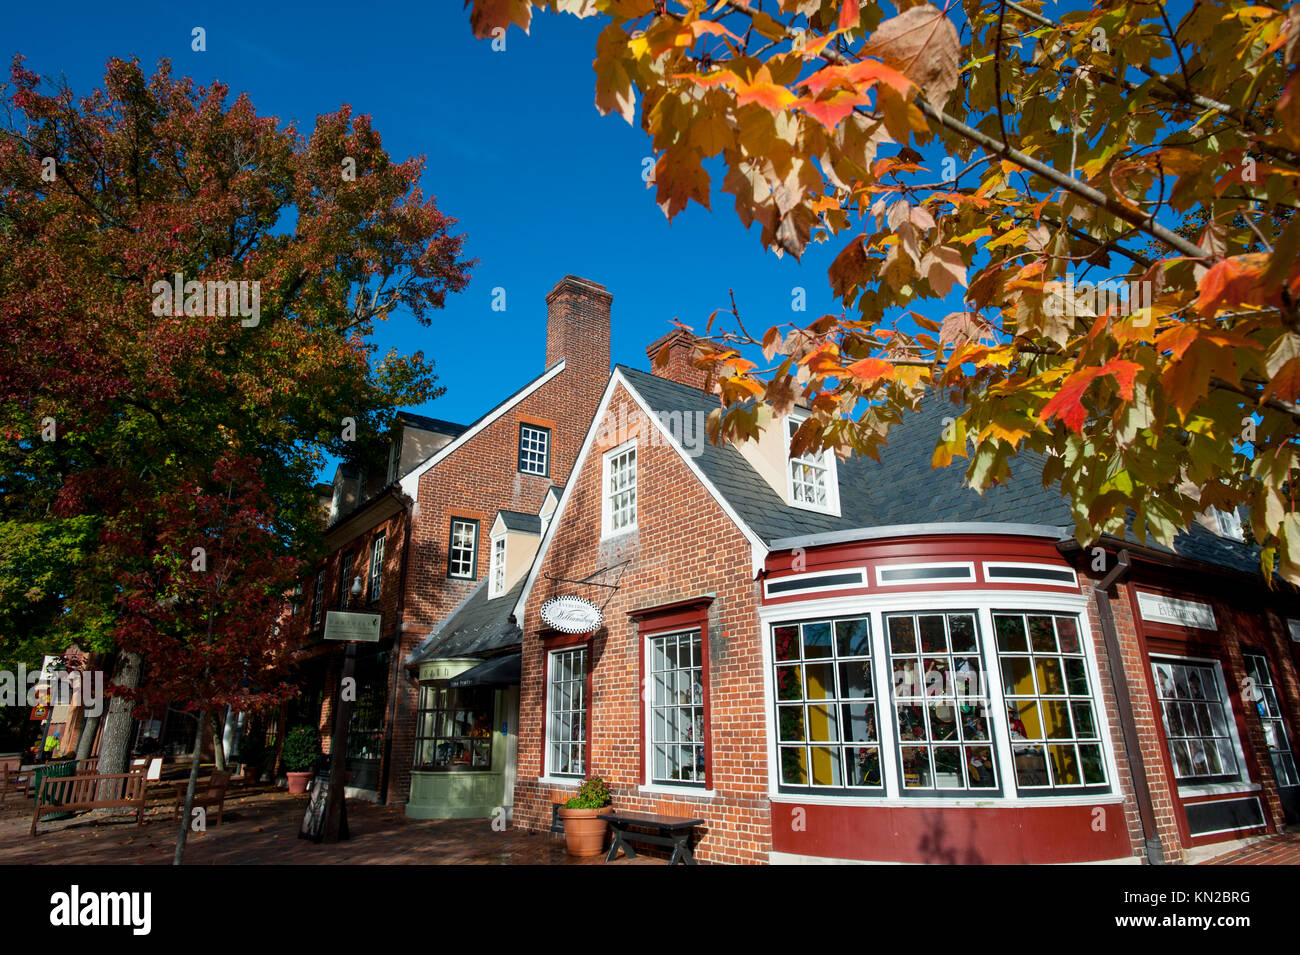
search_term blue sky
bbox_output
[6,1,856,439]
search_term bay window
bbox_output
[546,646,587,778]
[414,682,494,771]
[768,602,1113,799]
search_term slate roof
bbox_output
[615,365,1265,579]
[408,577,526,665]
[497,510,543,534]
[396,411,467,437]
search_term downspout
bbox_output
[1092,550,1166,864]
[378,492,415,805]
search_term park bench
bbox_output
[173,771,231,826]
[0,756,29,805]
[30,766,147,835]
[598,811,705,865]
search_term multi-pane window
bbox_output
[994,612,1106,790]
[489,536,507,597]
[1151,657,1241,784]
[649,631,706,785]
[447,519,478,580]
[787,416,831,510]
[1243,651,1299,788]
[338,552,354,610]
[604,444,637,535]
[414,682,493,771]
[311,571,325,629]
[886,611,997,792]
[518,424,550,476]
[290,581,302,617]
[547,647,587,777]
[368,534,385,603]
[774,617,880,790]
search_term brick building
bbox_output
[504,348,1300,864]
[279,275,611,808]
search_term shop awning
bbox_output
[449,653,521,688]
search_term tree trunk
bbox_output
[74,713,101,761]
[97,651,141,775]
[173,708,209,866]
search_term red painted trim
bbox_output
[633,597,713,791]
[537,632,595,779]
[628,595,714,621]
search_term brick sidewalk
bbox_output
[1199,833,1300,865]
[0,784,660,865]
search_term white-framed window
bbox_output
[290,581,302,616]
[338,551,354,610]
[518,424,550,477]
[1151,655,1247,786]
[647,630,706,786]
[547,646,588,778]
[368,534,385,603]
[601,441,637,537]
[1213,507,1244,539]
[886,610,998,793]
[1243,650,1299,788]
[993,612,1107,790]
[447,519,478,580]
[489,534,507,598]
[773,616,881,791]
[785,413,839,514]
[311,571,325,630]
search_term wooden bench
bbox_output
[31,767,147,835]
[598,811,706,865]
[173,771,231,826]
[0,757,30,805]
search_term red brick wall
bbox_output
[514,382,771,864]
[645,329,709,391]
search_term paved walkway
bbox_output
[1199,832,1300,865]
[0,782,659,865]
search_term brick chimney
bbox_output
[545,275,612,377]
[646,329,709,390]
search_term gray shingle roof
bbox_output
[616,365,1265,579]
[396,411,467,437]
[407,577,526,665]
[497,510,543,533]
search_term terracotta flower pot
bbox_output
[286,771,313,794]
[557,806,609,857]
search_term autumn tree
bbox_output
[0,55,473,798]
[469,0,1300,580]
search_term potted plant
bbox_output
[281,726,318,794]
[557,775,611,857]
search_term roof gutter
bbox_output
[770,522,1071,552]
[1076,547,1166,865]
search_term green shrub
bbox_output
[281,726,319,773]
[564,775,611,809]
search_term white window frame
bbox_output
[601,440,638,539]
[311,571,325,630]
[368,534,385,603]
[489,533,507,598]
[545,646,588,779]
[448,519,478,580]
[1213,506,1243,540]
[644,629,707,790]
[758,589,1123,808]
[875,561,976,587]
[518,423,550,477]
[981,561,1079,588]
[784,412,840,516]
[1150,653,1253,795]
[1242,650,1299,789]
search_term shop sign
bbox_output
[541,595,602,634]
[323,611,381,642]
[1136,592,1216,630]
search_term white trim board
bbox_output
[398,359,567,502]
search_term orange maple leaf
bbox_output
[1038,360,1143,433]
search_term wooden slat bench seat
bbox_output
[598,811,706,865]
[173,771,231,826]
[31,767,148,835]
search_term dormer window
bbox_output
[785,413,839,515]
[1213,507,1243,540]
[489,534,507,598]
